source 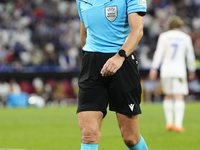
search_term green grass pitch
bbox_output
[0,102,200,150]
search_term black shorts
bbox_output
[77,51,142,117]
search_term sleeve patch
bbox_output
[138,0,146,5]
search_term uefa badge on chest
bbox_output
[105,6,118,22]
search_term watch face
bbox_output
[118,50,126,58]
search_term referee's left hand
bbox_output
[101,54,125,77]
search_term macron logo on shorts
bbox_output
[128,104,135,111]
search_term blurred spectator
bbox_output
[9,78,21,94]
[43,43,58,66]
[52,80,67,102]
[30,45,44,66]
[142,76,163,103]
[0,0,81,72]
[0,79,10,105]
[32,77,44,95]
[19,79,35,94]
[0,0,200,106]
[71,77,78,97]
[60,79,75,98]
[0,45,8,64]
[188,77,200,99]
[59,45,79,69]
[0,0,199,71]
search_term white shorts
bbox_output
[161,78,188,95]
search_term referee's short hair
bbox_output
[168,16,184,30]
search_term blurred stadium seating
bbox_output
[0,0,199,106]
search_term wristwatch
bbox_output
[118,49,127,59]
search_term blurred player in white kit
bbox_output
[149,16,196,132]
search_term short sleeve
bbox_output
[127,0,147,15]
[76,0,84,22]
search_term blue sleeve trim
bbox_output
[127,0,147,15]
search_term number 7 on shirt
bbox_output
[171,44,178,60]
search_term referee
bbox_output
[76,0,148,150]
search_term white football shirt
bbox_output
[151,30,196,78]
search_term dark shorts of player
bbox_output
[77,51,142,117]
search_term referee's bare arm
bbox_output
[80,21,87,49]
[120,13,144,56]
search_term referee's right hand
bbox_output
[101,54,125,77]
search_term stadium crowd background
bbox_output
[0,0,200,107]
